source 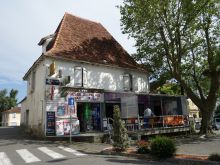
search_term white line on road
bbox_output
[0,152,13,165]
[58,146,87,156]
[16,149,41,163]
[38,147,65,159]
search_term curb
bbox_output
[100,150,220,165]
[167,158,220,165]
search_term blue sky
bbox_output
[0,0,136,102]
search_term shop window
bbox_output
[138,104,145,117]
[74,67,87,87]
[123,74,132,91]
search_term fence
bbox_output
[121,115,189,132]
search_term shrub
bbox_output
[150,136,176,159]
[137,140,150,154]
[112,105,129,151]
[208,153,220,162]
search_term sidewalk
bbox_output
[175,132,220,156]
[63,132,220,165]
[64,131,220,156]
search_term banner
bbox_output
[46,111,56,136]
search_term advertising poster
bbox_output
[63,119,71,135]
[56,119,79,136]
[56,119,64,136]
[63,119,80,135]
[57,105,66,117]
[46,112,56,136]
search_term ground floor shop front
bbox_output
[45,88,188,137]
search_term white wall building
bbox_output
[21,13,150,136]
[21,13,188,137]
[2,107,21,126]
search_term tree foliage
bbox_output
[0,89,18,111]
[120,0,220,134]
[157,82,181,95]
[112,105,129,151]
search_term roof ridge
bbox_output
[65,12,101,25]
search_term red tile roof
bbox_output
[2,107,21,114]
[42,13,146,72]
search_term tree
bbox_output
[0,89,18,111]
[120,0,220,134]
[157,81,181,95]
[112,105,129,151]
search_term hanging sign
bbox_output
[68,97,74,106]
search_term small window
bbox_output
[31,71,36,92]
[74,67,87,87]
[74,67,82,87]
[123,74,132,91]
[58,69,62,78]
[13,113,16,118]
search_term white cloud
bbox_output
[0,0,136,99]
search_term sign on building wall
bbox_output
[46,111,56,136]
[68,92,104,102]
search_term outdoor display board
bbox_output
[46,111,56,136]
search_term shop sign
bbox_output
[46,78,60,85]
[68,92,104,102]
[46,111,56,136]
[68,97,74,105]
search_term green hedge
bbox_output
[150,136,176,158]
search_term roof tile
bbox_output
[44,13,146,72]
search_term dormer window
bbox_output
[123,74,132,91]
[38,34,55,54]
[74,67,87,87]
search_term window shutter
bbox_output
[123,74,130,91]
[123,74,132,91]
[49,62,55,76]
[74,67,82,87]
[83,68,88,87]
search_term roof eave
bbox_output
[44,54,148,74]
[23,54,45,80]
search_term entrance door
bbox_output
[77,103,86,132]
[77,103,102,132]
[25,110,29,126]
[105,103,120,124]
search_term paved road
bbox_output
[0,127,174,165]
[175,131,220,156]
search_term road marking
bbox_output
[0,152,13,165]
[58,146,87,156]
[38,147,65,159]
[16,149,41,163]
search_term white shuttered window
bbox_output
[74,67,87,87]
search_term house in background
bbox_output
[1,107,21,126]
[21,12,188,137]
[187,98,200,118]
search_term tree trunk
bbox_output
[199,106,214,134]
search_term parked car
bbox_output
[195,121,201,130]
[212,122,220,130]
